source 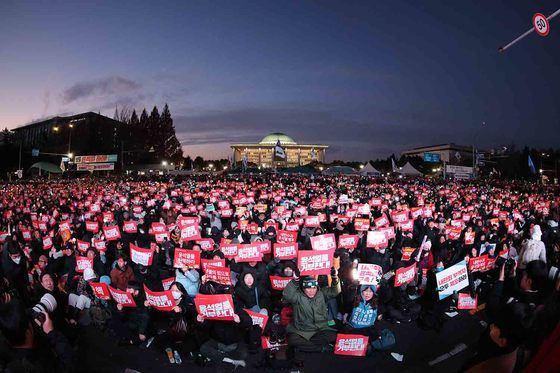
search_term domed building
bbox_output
[231,132,328,168]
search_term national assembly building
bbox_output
[231,133,328,168]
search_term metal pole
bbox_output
[68,128,72,155]
[18,139,22,171]
[499,8,560,52]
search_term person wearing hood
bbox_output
[1,241,29,303]
[518,224,546,270]
[343,284,381,344]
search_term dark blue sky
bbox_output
[1,0,559,160]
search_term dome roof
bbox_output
[259,133,296,145]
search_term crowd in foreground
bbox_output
[0,175,559,372]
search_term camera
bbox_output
[495,256,515,274]
[29,293,57,325]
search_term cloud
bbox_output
[62,76,141,104]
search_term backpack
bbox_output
[372,329,396,351]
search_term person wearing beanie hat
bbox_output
[518,225,546,270]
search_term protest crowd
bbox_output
[0,174,559,372]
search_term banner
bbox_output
[173,248,201,269]
[244,309,269,330]
[204,265,232,285]
[391,211,408,224]
[356,263,382,285]
[457,293,478,310]
[394,263,417,287]
[74,154,118,164]
[269,275,291,291]
[235,244,263,262]
[181,223,201,241]
[273,243,298,260]
[90,282,111,300]
[195,294,235,321]
[103,225,121,241]
[367,231,388,248]
[144,285,176,311]
[277,230,297,243]
[436,260,469,300]
[297,249,334,276]
[129,244,154,266]
[77,163,115,171]
[338,234,359,249]
[334,334,369,357]
[310,233,336,251]
[76,256,93,273]
[109,286,136,307]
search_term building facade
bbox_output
[231,133,328,168]
[401,143,474,165]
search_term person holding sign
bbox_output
[282,268,341,353]
[343,285,381,346]
[110,254,136,291]
[110,280,150,346]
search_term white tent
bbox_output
[399,162,423,176]
[359,163,381,176]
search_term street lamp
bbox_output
[359,164,364,169]
[162,161,168,166]
[53,126,59,132]
[67,153,74,159]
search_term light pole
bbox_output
[472,121,485,178]
[67,123,74,155]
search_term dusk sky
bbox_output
[1,1,559,161]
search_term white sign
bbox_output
[533,13,550,37]
[435,260,469,300]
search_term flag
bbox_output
[528,155,536,174]
[60,158,66,172]
[310,148,317,161]
[275,140,286,160]
[391,158,398,172]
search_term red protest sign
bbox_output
[205,265,232,285]
[235,244,263,262]
[468,255,488,272]
[256,240,271,254]
[76,256,93,273]
[76,239,89,253]
[401,247,416,261]
[354,218,370,231]
[457,293,478,310]
[310,233,336,251]
[247,223,259,235]
[338,234,359,249]
[395,263,417,287]
[122,220,137,233]
[129,244,154,266]
[90,282,111,300]
[334,334,369,357]
[297,249,334,276]
[399,219,414,232]
[357,263,382,285]
[367,231,388,248]
[244,309,269,330]
[173,248,201,269]
[219,243,238,259]
[201,258,225,272]
[197,238,214,251]
[273,243,298,260]
[93,239,106,252]
[162,277,175,290]
[144,285,176,311]
[277,230,297,244]
[85,221,99,233]
[181,223,201,241]
[304,216,320,228]
[269,275,291,291]
[103,225,121,241]
[195,294,235,321]
[151,222,167,234]
[109,286,136,307]
[374,215,389,228]
[177,216,198,229]
[464,231,475,245]
[391,211,408,224]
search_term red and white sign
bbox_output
[180,224,201,241]
[304,216,321,228]
[401,247,416,261]
[144,285,176,311]
[334,334,369,357]
[435,261,469,300]
[201,258,225,272]
[93,239,106,252]
[464,231,475,245]
[391,211,408,224]
[85,221,99,233]
[122,220,138,233]
[161,277,175,290]
[103,225,121,241]
[269,275,291,291]
[205,265,232,285]
[310,233,336,251]
[235,244,263,262]
[76,256,94,273]
[468,255,488,272]
[395,263,417,287]
[109,286,136,307]
[173,248,201,269]
[42,236,53,250]
[357,263,382,285]
[297,249,334,276]
[90,282,111,300]
[457,293,478,310]
[196,238,214,251]
[129,244,154,266]
[277,230,297,243]
[399,219,414,232]
[219,243,238,259]
[533,13,550,37]
[195,294,235,321]
[273,243,298,260]
[338,234,359,249]
[256,240,271,254]
[244,309,269,330]
[374,215,389,228]
[367,231,388,248]
[354,218,370,231]
[76,239,89,253]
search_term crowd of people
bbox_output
[0,174,558,372]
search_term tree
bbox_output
[139,109,150,151]
[158,104,183,162]
[193,156,204,170]
[183,156,193,170]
